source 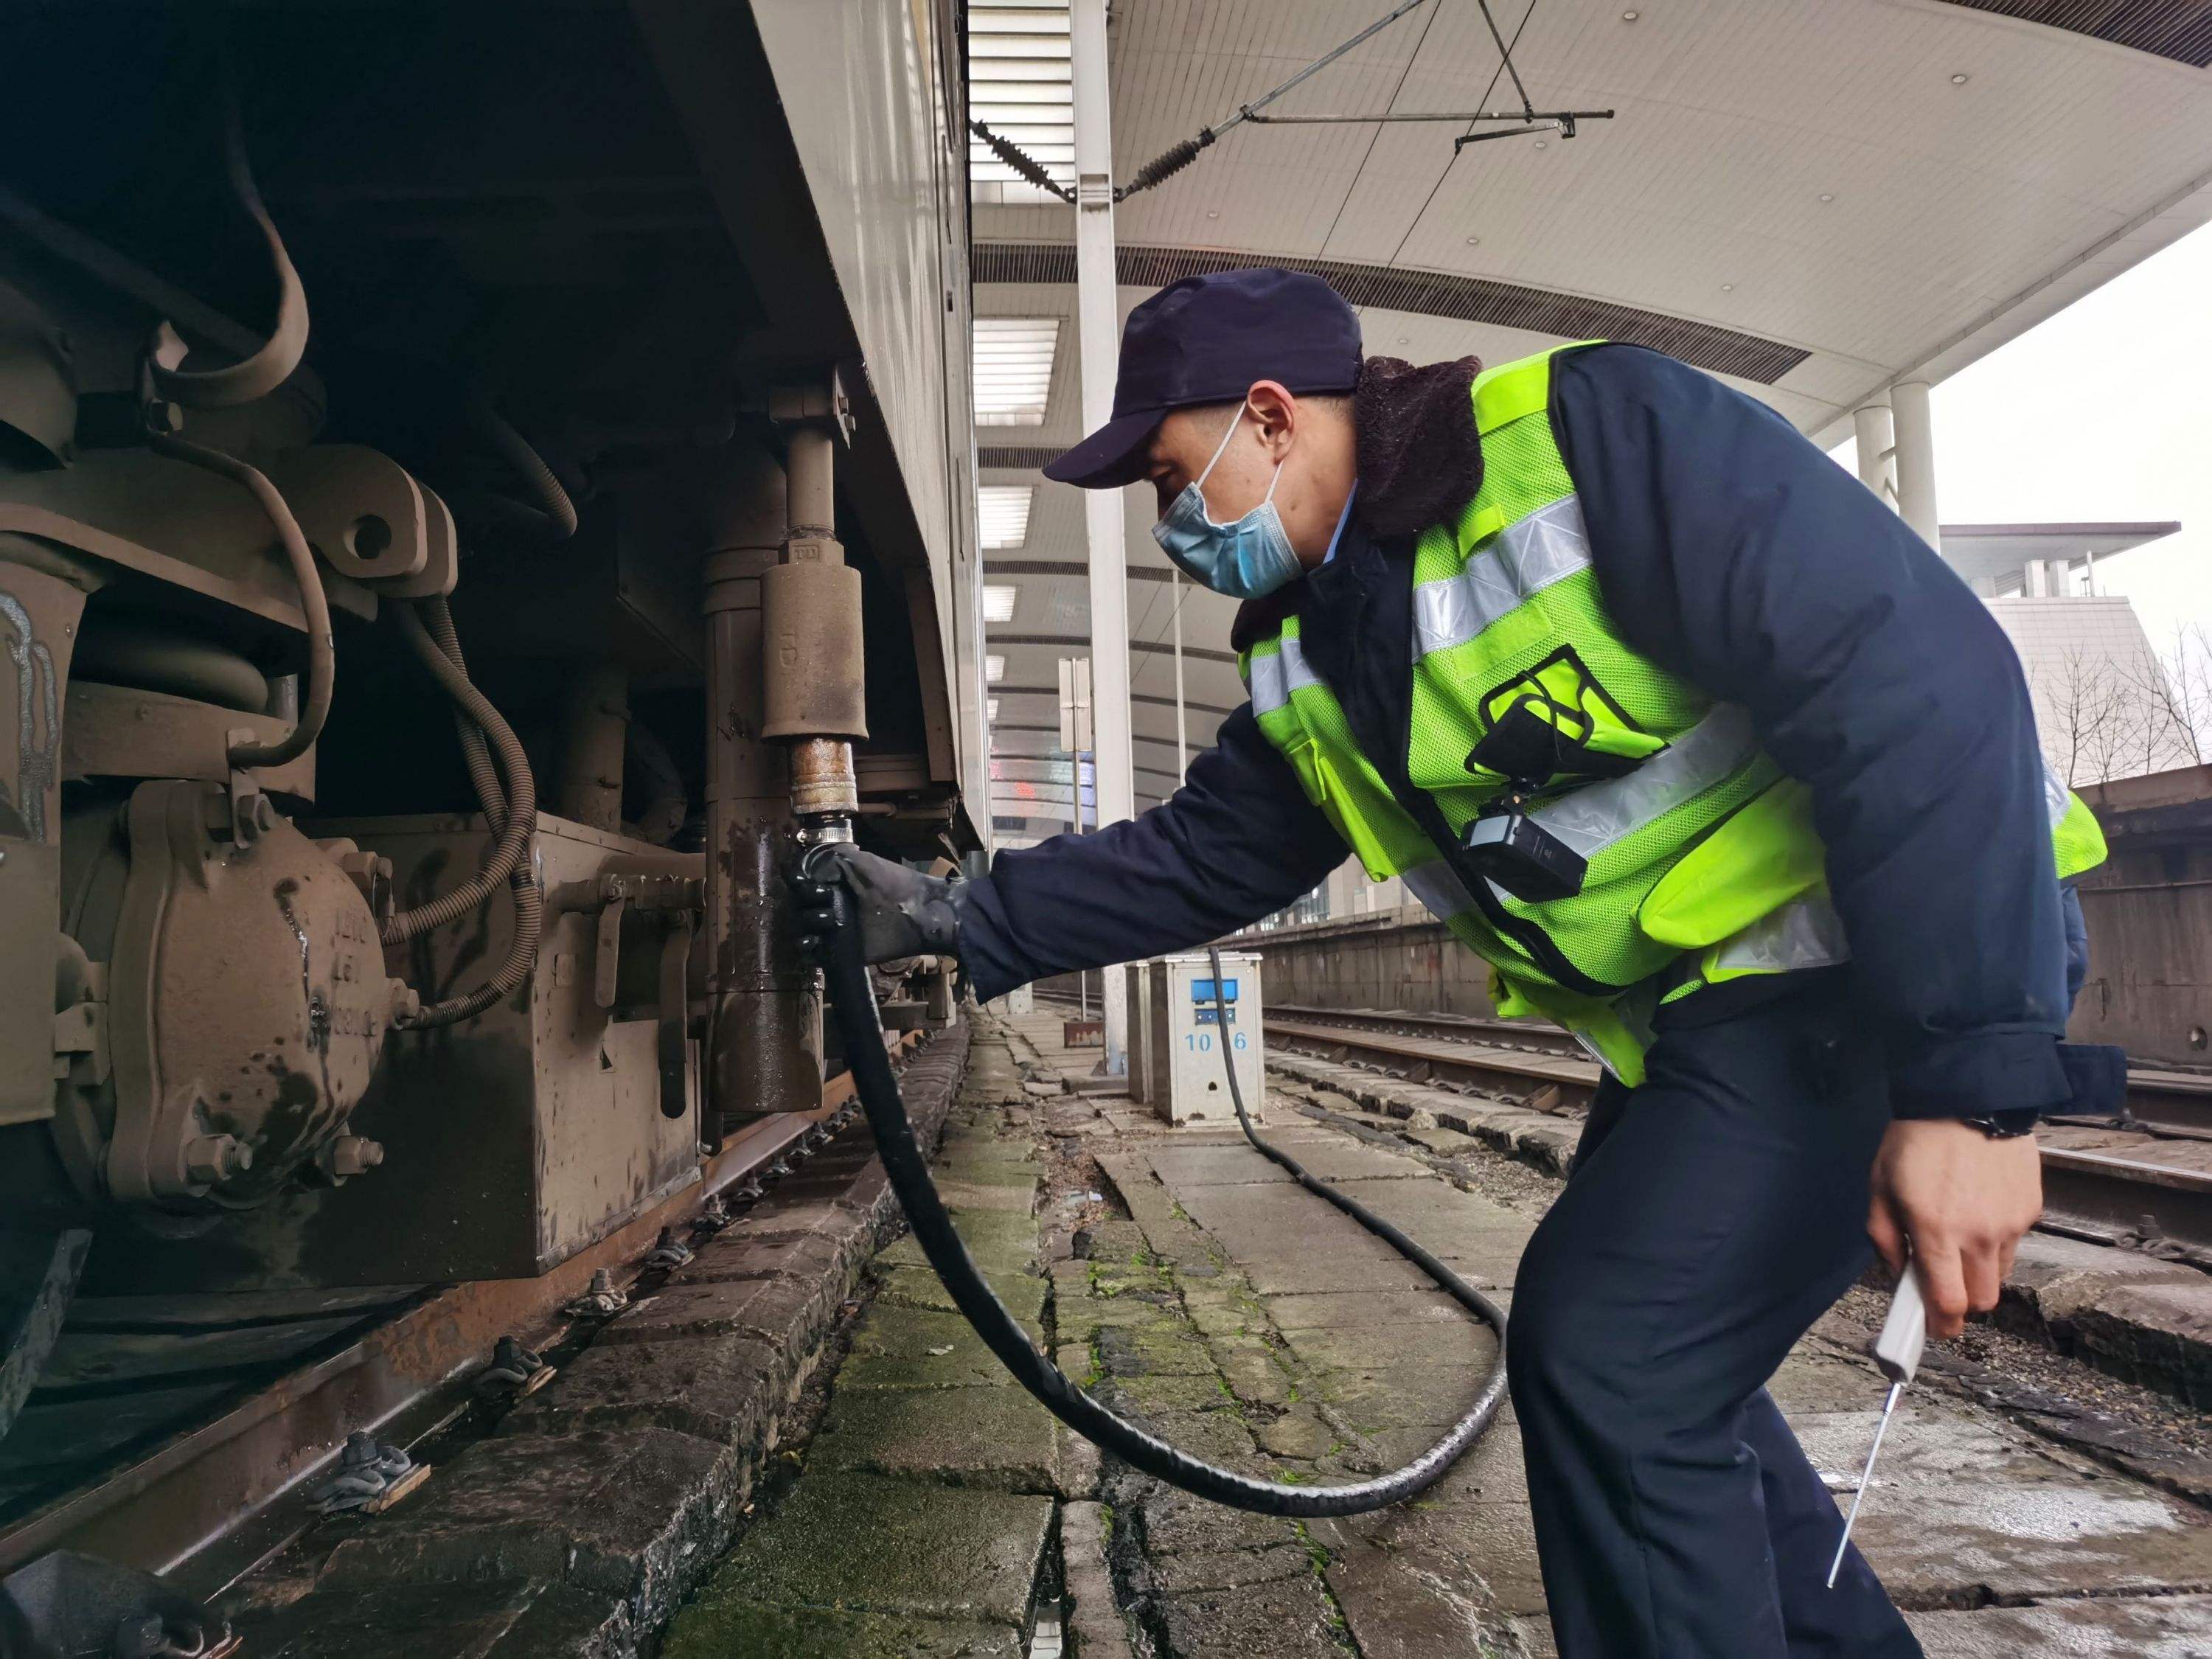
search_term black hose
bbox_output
[800,848,1509,1515]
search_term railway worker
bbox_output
[813,267,2121,1658]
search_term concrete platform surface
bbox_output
[650,1006,2211,1657]
[998,1005,2212,1658]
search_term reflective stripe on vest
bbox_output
[1520,703,1759,866]
[1248,633,1321,718]
[1411,494,1594,660]
[1708,891,1850,977]
[1699,753,2097,985]
[1400,858,1476,921]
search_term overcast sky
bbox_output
[1832,220,2212,638]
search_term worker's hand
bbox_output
[1866,1119,2042,1339]
[793,844,963,967]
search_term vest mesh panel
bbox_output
[1242,341,2107,1079]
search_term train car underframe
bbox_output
[0,4,976,1611]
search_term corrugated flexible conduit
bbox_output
[147,431,333,772]
[383,599,541,1026]
[456,399,579,545]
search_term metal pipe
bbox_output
[785,427,837,541]
[1074,0,1133,1076]
[790,738,860,827]
[703,446,821,1124]
[770,399,863,838]
[148,430,333,770]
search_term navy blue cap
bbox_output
[1043,268,1362,489]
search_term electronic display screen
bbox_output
[1190,978,1239,1003]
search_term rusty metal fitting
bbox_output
[184,1133,250,1186]
[319,1135,384,1180]
[759,560,866,742]
[767,374,852,444]
[319,841,394,911]
[246,796,276,836]
[788,737,860,821]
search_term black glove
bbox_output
[793,844,963,967]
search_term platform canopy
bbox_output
[1939,520,2183,591]
[975,0,2212,831]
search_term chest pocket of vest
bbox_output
[1281,732,1406,883]
[1466,647,1669,791]
[1637,776,1823,949]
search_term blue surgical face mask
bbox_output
[1152,404,1304,600]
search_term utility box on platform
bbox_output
[1147,953,1264,1127]
[1125,961,1153,1104]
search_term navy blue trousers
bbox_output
[1507,981,1923,1658]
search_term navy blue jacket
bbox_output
[956,345,2081,1119]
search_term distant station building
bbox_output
[1945,522,2198,788]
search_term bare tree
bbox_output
[2127,622,2212,767]
[2031,649,2116,787]
[2029,641,2201,787]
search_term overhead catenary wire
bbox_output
[1111,0,1593,204]
[1114,0,1438,201]
[1472,0,1537,119]
[1384,0,1543,269]
[1240,108,1612,128]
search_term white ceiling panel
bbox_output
[971,0,2212,816]
[973,0,2212,441]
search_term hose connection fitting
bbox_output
[765,373,866,845]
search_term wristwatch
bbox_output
[1961,1108,2040,1139]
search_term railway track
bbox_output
[0,1034,922,1599]
[1262,1004,2212,1259]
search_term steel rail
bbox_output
[1273,1004,2212,1132]
[1270,1003,1583,1060]
[0,1038,919,1595]
[1260,1004,2212,1254]
[2039,1146,2212,1253]
[2114,1068,2212,1136]
[1265,1013,1600,1114]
